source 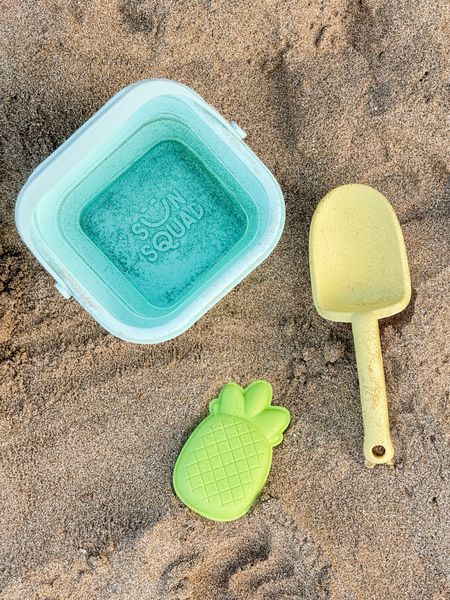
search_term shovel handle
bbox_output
[351,313,394,466]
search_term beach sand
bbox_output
[0,1,449,598]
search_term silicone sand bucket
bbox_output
[16,80,285,343]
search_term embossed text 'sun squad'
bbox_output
[131,189,204,262]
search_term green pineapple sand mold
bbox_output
[173,381,291,521]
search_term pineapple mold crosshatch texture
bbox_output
[173,381,291,521]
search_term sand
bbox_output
[0,0,449,598]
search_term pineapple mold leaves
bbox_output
[173,381,291,521]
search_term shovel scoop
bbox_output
[309,184,411,466]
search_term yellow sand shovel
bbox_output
[309,184,411,466]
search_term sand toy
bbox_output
[16,79,284,343]
[173,381,290,521]
[309,184,411,466]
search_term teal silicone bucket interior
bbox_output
[16,80,285,343]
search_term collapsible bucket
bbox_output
[16,80,285,343]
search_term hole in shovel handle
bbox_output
[372,445,386,457]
